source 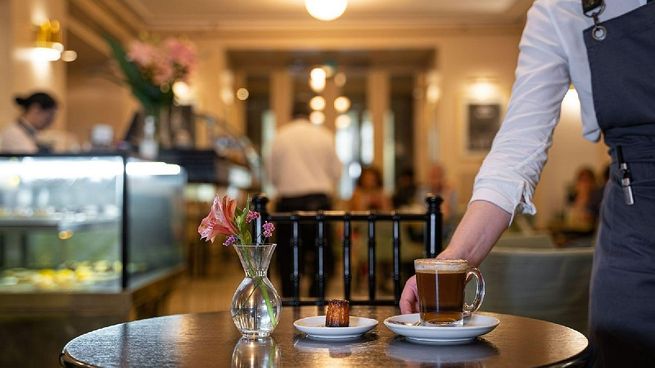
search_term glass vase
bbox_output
[231,243,281,339]
[139,106,172,160]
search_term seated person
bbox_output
[563,166,601,233]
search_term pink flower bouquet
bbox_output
[198,195,275,246]
[106,36,197,115]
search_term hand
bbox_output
[399,275,419,314]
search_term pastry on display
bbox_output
[0,260,122,291]
[325,299,350,327]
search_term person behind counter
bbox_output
[0,91,58,153]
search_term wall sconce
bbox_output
[305,0,348,21]
[467,79,500,103]
[33,20,64,61]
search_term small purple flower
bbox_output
[246,210,260,224]
[223,235,238,247]
[262,221,275,238]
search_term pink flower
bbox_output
[246,210,260,224]
[262,221,275,238]
[152,57,175,86]
[223,235,238,247]
[127,41,158,68]
[198,196,238,242]
[164,38,197,70]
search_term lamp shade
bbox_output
[305,0,348,21]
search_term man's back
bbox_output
[268,119,341,197]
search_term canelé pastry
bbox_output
[325,299,350,327]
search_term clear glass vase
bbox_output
[231,243,281,339]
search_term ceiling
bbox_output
[228,49,435,72]
[119,0,533,31]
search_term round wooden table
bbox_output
[60,306,588,367]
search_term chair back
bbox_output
[478,246,594,334]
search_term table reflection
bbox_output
[385,337,499,366]
[293,334,379,359]
[231,337,280,368]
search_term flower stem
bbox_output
[259,278,276,324]
[240,246,276,327]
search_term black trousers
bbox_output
[274,193,334,298]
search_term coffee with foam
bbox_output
[414,258,483,326]
[414,259,469,273]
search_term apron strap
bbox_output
[17,119,51,153]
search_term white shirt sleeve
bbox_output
[470,0,571,222]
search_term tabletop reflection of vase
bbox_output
[231,337,280,368]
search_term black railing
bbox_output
[253,194,443,307]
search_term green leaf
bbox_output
[104,35,166,113]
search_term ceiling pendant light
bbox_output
[305,0,348,21]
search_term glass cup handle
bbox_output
[463,267,485,318]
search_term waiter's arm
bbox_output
[400,0,570,314]
[438,200,511,267]
[399,201,510,314]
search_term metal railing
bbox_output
[252,194,443,306]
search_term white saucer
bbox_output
[293,316,378,340]
[383,314,499,345]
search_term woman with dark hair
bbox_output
[350,166,391,211]
[0,91,58,153]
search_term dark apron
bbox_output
[17,120,50,153]
[584,2,655,366]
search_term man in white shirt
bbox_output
[267,101,342,298]
[400,1,655,365]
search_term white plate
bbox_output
[383,314,499,345]
[293,316,378,340]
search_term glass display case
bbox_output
[0,153,186,293]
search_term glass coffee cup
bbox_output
[414,259,485,326]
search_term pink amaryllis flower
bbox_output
[198,196,238,243]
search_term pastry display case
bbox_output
[0,153,186,293]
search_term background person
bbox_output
[266,101,342,298]
[0,92,58,153]
[416,162,458,240]
[350,166,392,212]
[563,166,602,232]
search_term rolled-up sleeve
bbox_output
[471,0,571,222]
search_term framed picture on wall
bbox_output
[466,103,502,153]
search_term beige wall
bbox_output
[66,72,136,145]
